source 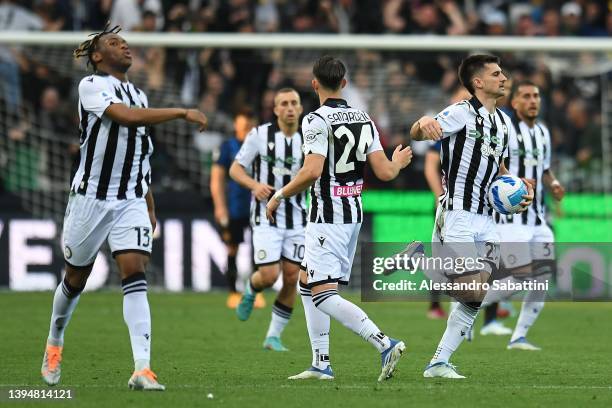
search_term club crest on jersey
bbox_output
[267,142,275,151]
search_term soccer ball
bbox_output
[488,175,528,215]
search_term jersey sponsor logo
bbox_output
[480,143,503,158]
[333,183,363,197]
[272,166,295,177]
[261,155,299,165]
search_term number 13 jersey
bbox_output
[302,98,382,224]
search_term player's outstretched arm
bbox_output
[104,104,207,131]
[410,116,442,141]
[265,153,325,222]
[229,161,273,201]
[367,145,413,182]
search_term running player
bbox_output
[40,24,207,390]
[410,54,533,378]
[266,56,412,381]
[230,88,307,351]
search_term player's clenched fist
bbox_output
[253,183,274,201]
[418,116,443,140]
[392,145,413,169]
[184,109,208,131]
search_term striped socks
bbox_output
[299,282,330,369]
[48,277,84,346]
[312,289,391,353]
[122,272,151,371]
[265,300,293,339]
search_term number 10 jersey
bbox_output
[302,98,383,224]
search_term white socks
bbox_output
[299,282,330,369]
[313,288,391,353]
[511,300,544,342]
[431,302,479,365]
[122,273,151,371]
[47,278,83,346]
[266,300,293,339]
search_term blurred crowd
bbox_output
[0,0,608,197]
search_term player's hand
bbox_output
[148,209,157,233]
[185,109,208,131]
[392,144,413,169]
[518,178,534,212]
[550,181,565,201]
[418,116,443,141]
[214,206,229,228]
[253,183,274,201]
[266,198,280,223]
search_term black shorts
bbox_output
[221,217,250,245]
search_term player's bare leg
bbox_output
[263,260,299,351]
[41,264,92,386]
[116,252,164,391]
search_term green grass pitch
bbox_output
[1,292,611,407]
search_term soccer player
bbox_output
[229,88,307,351]
[486,80,565,351]
[410,54,533,378]
[266,56,412,381]
[210,109,262,309]
[40,24,207,390]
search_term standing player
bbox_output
[487,80,565,350]
[266,56,412,381]
[229,88,307,351]
[40,24,207,390]
[410,55,533,378]
[210,109,261,309]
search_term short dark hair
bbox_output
[276,87,299,96]
[313,55,346,91]
[510,79,538,102]
[458,54,501,95]
[234,106,255,120]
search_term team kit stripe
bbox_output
[306,100,373,224]
[72,74,152,200]
[245,122,306,229]
[439,97,511,215]
[499,120,551,227]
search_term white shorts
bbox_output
[303,222,361,287]
[431,207,501,277]
[252,224,305,266]
[497,223,555,269]
[62,193,152,267]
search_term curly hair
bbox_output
[73,22,122,72]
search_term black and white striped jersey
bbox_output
[235,122,307,229]
[71,74,153,201]
[302,98,382,224]
[434,96,512,215]
[495,119,552,226]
